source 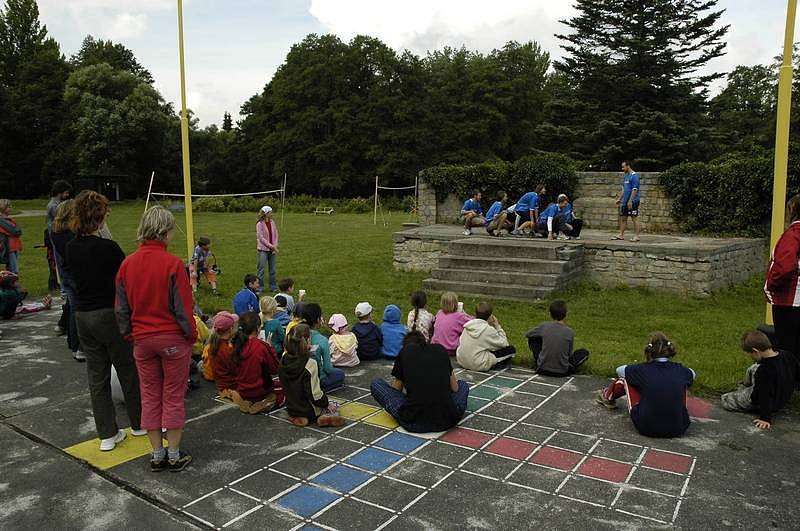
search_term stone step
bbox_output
[438,255,580,275]
[422,278,556,302]
[430,268,581,289]
[448,238,584,261]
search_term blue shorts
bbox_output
[620,201,640,218]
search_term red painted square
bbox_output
[578,457,632,483]
[642,449,692,474]
[686,396,712,419]
[439,428,493,449]
[530,446,583,471]
[486,437,537,460]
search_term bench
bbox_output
[314,207,335,215]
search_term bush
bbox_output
[660,152,790,235]
[226,196,264,213]
[193,197,226,212]
[419,152,578,208]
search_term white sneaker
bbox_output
[99,429,126,451]
[73,351,86,362]
[130,428,148,437]
[462,229,471,236]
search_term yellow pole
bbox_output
[766,0,797,324]
[177,0,194,259]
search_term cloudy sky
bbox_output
[36,0,795,127]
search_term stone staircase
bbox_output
[422,238,585,302]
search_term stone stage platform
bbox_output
[393,225,765,299]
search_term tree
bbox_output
[544,0,729,169]
[222,111,232,131]
[70,35,154,83]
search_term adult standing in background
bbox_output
[66,191,143,452]
[765,194,800,361]
[614,161,641,242]
[46,180,72,293]
[256,205,279,293]
[50,200,83,362]
[116,206,197,472]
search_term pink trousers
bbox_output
[133,333,191,430]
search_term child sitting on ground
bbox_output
[301,303,345,392]
[285,302,304,335]
[259,296,285,354]
[457,302,516,371]
[352,302,382,361]
[233,274,260,316]
[232,312,282,414]
[274,295,291,327]
[596,332,695,438]
[380,304,407,358]
[277,277,304,314]
[526,300,589,376]
[407,291,434,342]
[328,313,359,367]
[189,236,219,295]
[721,330,799,430]
[202,311,239,400]
[279,324,345,428]
[0,270,33,319]
[430,292,472,356]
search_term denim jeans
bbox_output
[370,378,469,433]
[6,251,18,273]
[321,367,345,393]
[256,250,277,292]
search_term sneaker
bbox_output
[150,458,168,472]
[130,428,148,436]
[462,229,471,236]
[595,390,617,409]
[73,351,86,362]
[168,450,193,472]
[557,234,569,241]
[99,429,126,451]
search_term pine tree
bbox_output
[545,0,729,169]
[222,111,232,131]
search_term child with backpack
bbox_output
[596,333,695,438]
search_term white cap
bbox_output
[261,205,273,214]
[355,302,373,317]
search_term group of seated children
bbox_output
[460,187,583,241]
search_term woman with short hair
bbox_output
[66,191,142,451]
[116,206,197,472]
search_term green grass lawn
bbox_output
[10,199,763,394]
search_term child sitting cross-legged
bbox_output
[596,333,695,438]
[273,295,291,327]
[259,296,285,355]
[721,330,799,430]
[380,304,407,359]
[352,302,382,361]
[285,302,304,335]
[407,291,434,342]
[231,312,283,414]
[279,324,345,428]
[233,274,260,316]
[328,313,359,367]
[456,302,516,372]
[301,303,346,392]
[202,311,239,399]
[526,300,589,376]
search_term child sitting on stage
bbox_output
[232,312,282,414]
[279,324,345,427]
[596,333,695,438]
[328,313,359,367]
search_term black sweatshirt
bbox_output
[65,235,126,312]
[751,351,798,423]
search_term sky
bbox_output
[34,0,797,127]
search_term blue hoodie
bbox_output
[380,304,407,358]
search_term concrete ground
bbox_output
[2,310,799,530]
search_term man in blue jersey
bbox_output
[484,191,513,236]
[615,161,641,241]
[512,184,546,236]
[460,190,485,236]
[536,194,570,240]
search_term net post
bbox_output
[281,172,287,229]
[144,170,155,213]
[373,175,379,225]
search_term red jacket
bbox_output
[210,341,237,392]
[236,336,281,401]
[765,221,800,307]
[115,240,197,342]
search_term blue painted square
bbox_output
[375,432,426,454]
[312,465,371,492]
[275,485,339,518]
[346,447,402,472]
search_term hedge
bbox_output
[419,152,578,208]
[659,152,792,236]
[193,194,414,214]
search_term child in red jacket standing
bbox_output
[231,312,284,414]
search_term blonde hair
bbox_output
[73,190,109,235]
[52,199,76,233]
[137,206,175,242]
[0,199,11,212]
[557,194,569,204]
[259,296,277,324]
[440,291,458,314]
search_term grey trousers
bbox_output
[76,308,142,439]
[721,364,758,412]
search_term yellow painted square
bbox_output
[364,410,399,429]
[339,402,379,420]
[64,428,163,471]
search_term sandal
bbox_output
[611,235,624,240]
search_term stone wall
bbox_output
[392,232,446,272]
[417,171,676,231]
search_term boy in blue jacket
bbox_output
[233,274,260,316]
[380,304,407,358]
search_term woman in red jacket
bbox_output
[765,195,800,360]
[116,206,197,472]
